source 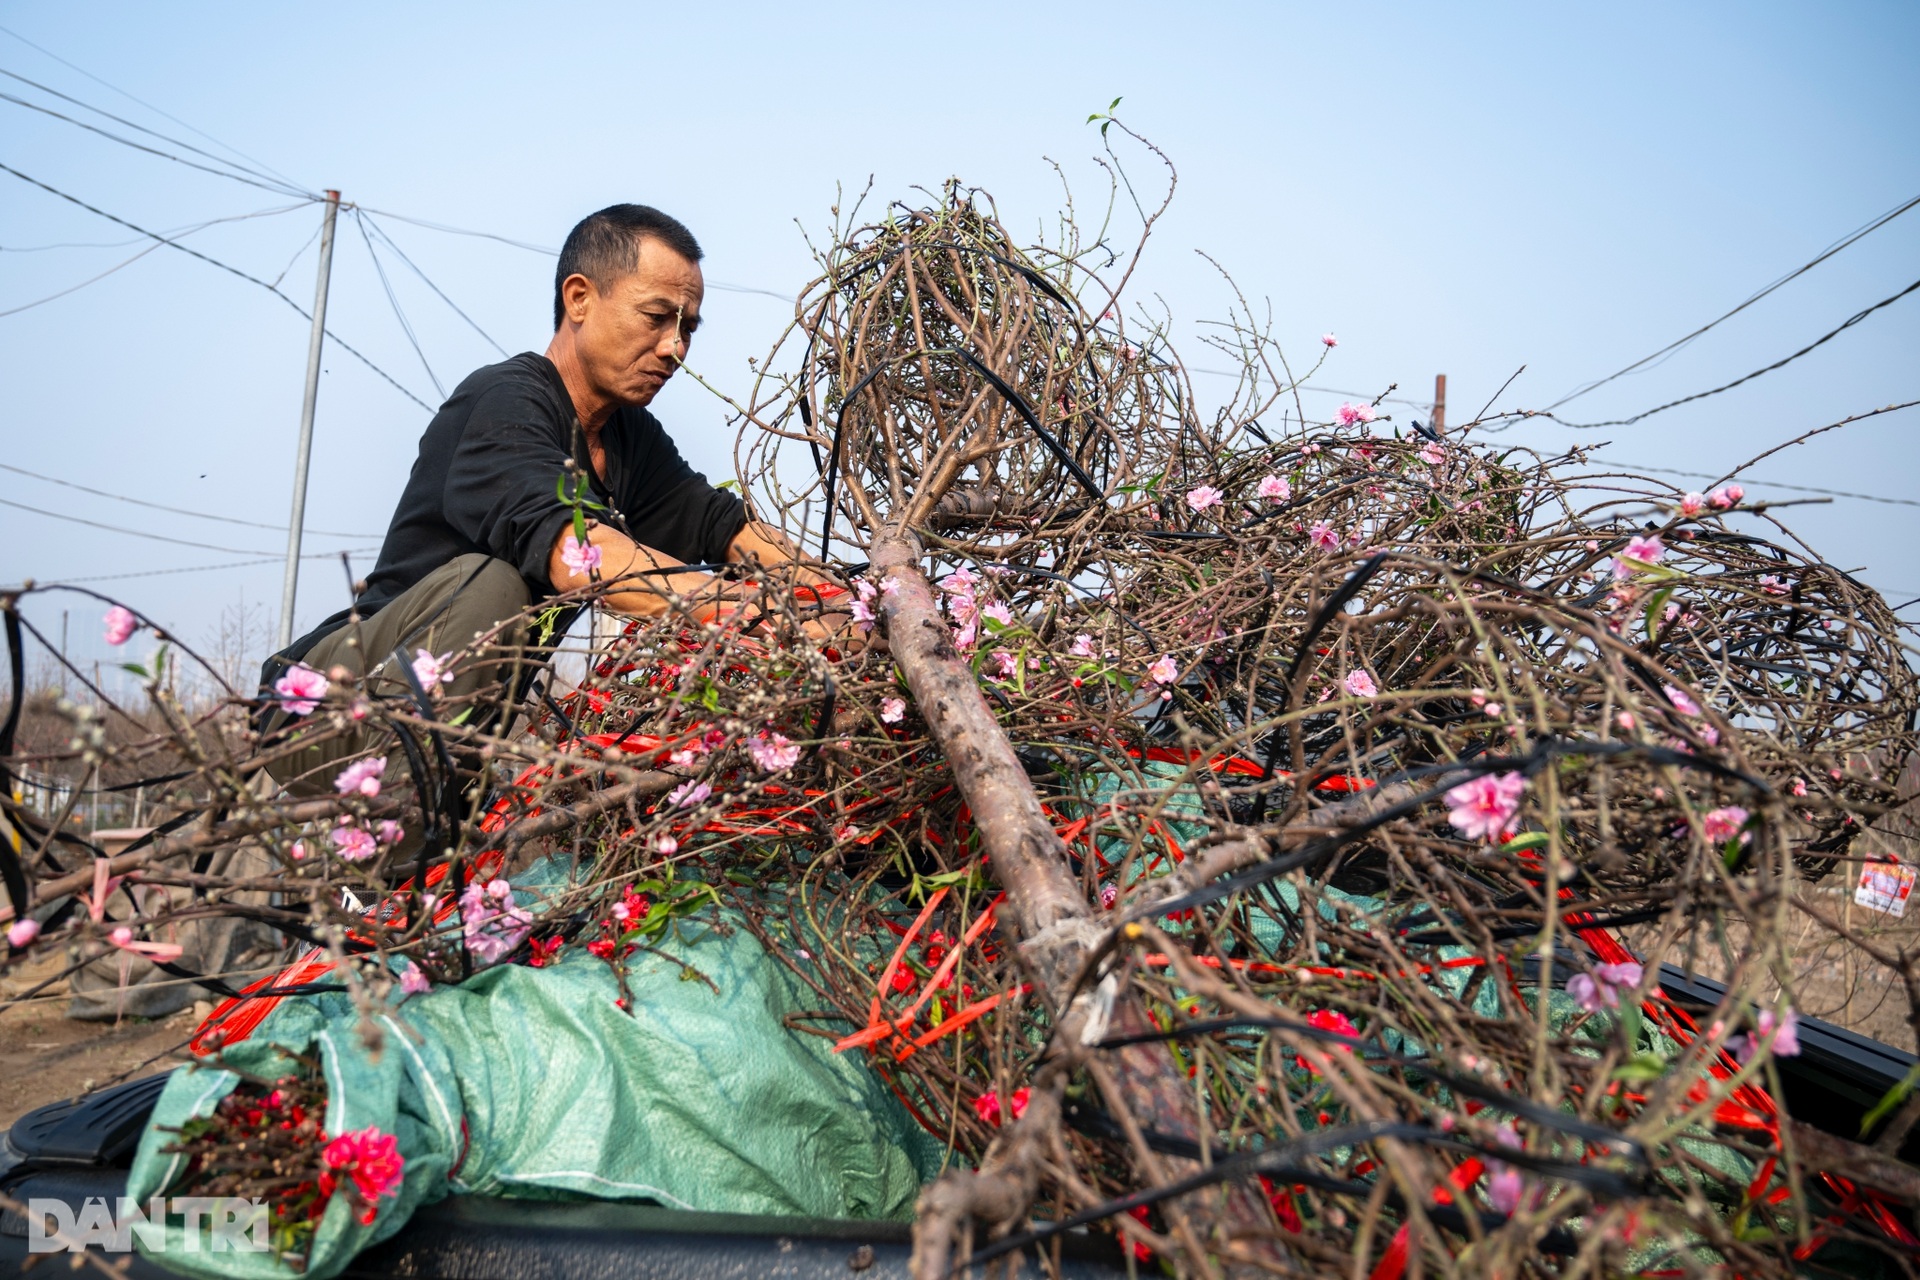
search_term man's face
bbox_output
[567,236,704,408]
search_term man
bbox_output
[263,204,832,788]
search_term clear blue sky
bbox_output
[2,0,1915,685]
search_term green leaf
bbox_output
[1618,1001,1643,1052]
[714,479,739,491]
[120,661,148,679]
[1611,1053,1668,1083]
[1109,96,1123,111]
[1860,1062,1920,1138]
[1503,831,1551,853]
[572,508,589,544]
[1643,587,1675,638]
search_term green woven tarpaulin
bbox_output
[124,865,943,1280]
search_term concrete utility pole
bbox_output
[277,189,342,650]
[1432,372,1448,435]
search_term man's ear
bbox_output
[561,273,597,326]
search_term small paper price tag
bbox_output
[1855,858,1915,917]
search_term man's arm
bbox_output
[550,521,867,647]
[548,523,724,618]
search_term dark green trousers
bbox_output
[267,554,537,794]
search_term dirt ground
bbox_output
[0,949,201,1130]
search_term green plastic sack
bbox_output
[126,884,943,1280]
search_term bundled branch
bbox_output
[5,135,1919,1279]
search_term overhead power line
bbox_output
[29,552,362,585]
[0,159,433,411]
[1587,457,1920,508]
[1545,277,1920,429]
[0,461,381,537]
[0,24,306,193]
[0,201,310,318]
[1549,190,1920,410]
[0,495,378,557]
[359,213,507,357]
[354,207,444,397]
[0,80,308,198]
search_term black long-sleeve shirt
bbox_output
[281,352,745,661]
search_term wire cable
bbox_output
[1544,276,1920,429]
[0,83,308,198]
[0,160,433,411]
[37,552,355,585]
[0,201,311,318]
[1548,190,1920,410]
[0,495,378,557]
[0,461,381,537]
[355,204,793,301]
[0,25,307,193]
[358,213,508,356]
[353,208,444,397]
[1585,457,1920,508]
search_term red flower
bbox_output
[973,1087,1030,1127]
[890,966,916,994]
[526,935,564,968]
[320,1126,405,1223]
[586,937,616,960]
[1296,1009,1360,1072]
[1124,1205,1154,1261]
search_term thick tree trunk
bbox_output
[871,525,1281,1276]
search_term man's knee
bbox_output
[436,554,534,650]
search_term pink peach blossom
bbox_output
[1568,960,1643,1012]
[1678,493,1707,518]
[1321,333,1338,348]
[1731,1007,1801,1063]
[1701,805,1749,844]
[334,757,386,798]
[1256,474,1291,503]
[1663,685,1700,716]
[748,732,800,772]
[1445,772,1527,841]
[103,606,137,646]
[1344,669,1378,698]
[412,650,453,691]
[1307,521,1341,552]
[274,663,330,716]
[331,824,378,862]
[8,918,41,948]
[1708,484,1744,509]
[1147,654,1180,685]
[1335,402,1376,427]
[1069,634,1096,658]
[1487,1165,1526,1216]
[398,962,432,996]
[559,533,602,575]
[1185,485,1224,512]
[880,696,906,723]
[668,779,713,808]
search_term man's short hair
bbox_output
[553,205,704,329]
